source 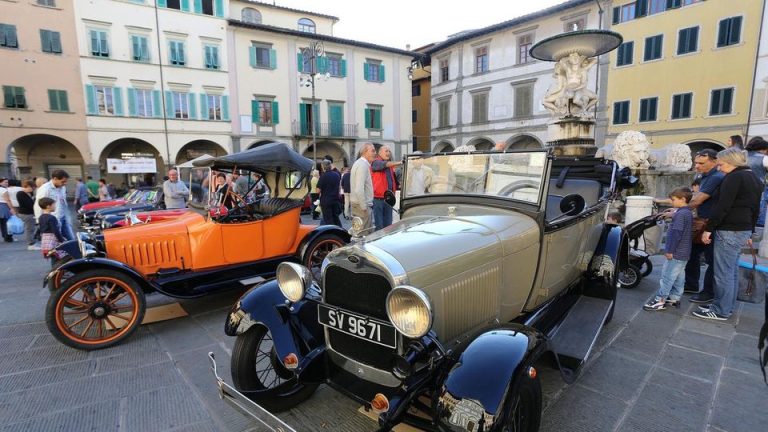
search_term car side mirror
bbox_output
[559,194,586,216]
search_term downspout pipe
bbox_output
[746,0,767,141]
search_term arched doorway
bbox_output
[433,141,454,153]
[247,139,276,149]
[175,140,228,165]
[466,137,495,151]
[302,141,348,171]
[506,134,543,150]
[685,140,724,161]
[100,138,164,189]
[8,134,86,189]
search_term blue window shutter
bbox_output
[158,0,167,7]
[612,7,620,24]
[364,108,371,128]
[374,109,381,129]
[169,41,177,64]
[272,101,279,124]
[730,17,742,45]
[299,103,308,133]
[249,46,257,68]
[188,93,197,119]
[85,85,97,114]
[40,30,51,52]
[165,91,174,118]
[178,42,185,65]
[90,30,98,55]
[127,88,136,116]
[181,0,190,12]
[340,59,347,77]
[297,53,303,72]
[51,32,61,53]
[222,95,229,120]
[379,64,385,82]
[200,94,208,119]
[140,36,149,61]
[363,63,370,81]
[251,100,259,123]
[113,87,124,116]
[215,0,224,17]
[193,0,202,14]
[269,49,277,69]
[100,31,109,56]
[131,35,139,60]
[153,90,162,117]
[213,46,219,68]
[317,56,326,74]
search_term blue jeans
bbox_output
[711,230,751,317]
[758,187,768,227]
[58,214,75,242]
[372,199,393,231]
[656,258,687,301]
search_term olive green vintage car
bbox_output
[210,149,632,432]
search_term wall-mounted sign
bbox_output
[107,158,157,174]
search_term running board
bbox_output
[549,296,613,384]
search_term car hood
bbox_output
[94,202,156,217]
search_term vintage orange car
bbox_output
[44,142,348,350]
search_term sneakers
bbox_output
[27,244,41,251]
[643,299,666,311]
[696,305,711,313]
[683,286,699,294]
[691,309,728,321]
[665,299,681,308]
[689,293,714,304]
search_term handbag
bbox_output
[7,215,24,235]
[691,217,708,245]
[738,248,766,304]
[384,190,397,207]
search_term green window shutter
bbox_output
[612,7,620,25]
[127,88,137,116]
[113,87,124,116]
[193,0,202,14]
[212,46,219,68]
[140,37,149,61]
[374,109,381,129]
[3,86,13,108]
[340,59,347,77]
[200,94,209,119]
[717,19,729,47]
[364,108,371,128]
[297,53,303,72]
[40,30,51,52]
[317,56,326,74]
[59,91,69,112]
[157,0,167,7]
[0,25,6,47]
[269,49,277,69]
[204,46,211,68]
[178,42,185,65]
[379,64,385,82]
[251,100,259,123]
[170,41,178,63]
[90,30,98,55]
[299,103,308,133]
[47,89,57,111]
[214,0,224,17]
[6,25,18,48]
[85,84,97,114]
[188,93,197,119]
[165,91,174,118]
[181,0,190,12]
[272,101,279,124]
[152,90,162,117]
[51,32,61,53]
[363,63,370,81]
[100,31,109,56]
[249,46,257,68]
[222,95,229,120]
[131,36,140,60]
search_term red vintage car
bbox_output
[109,208,189,228]
[78,190,135,212]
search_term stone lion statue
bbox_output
[649,143,692,171]
[610,131,651,169]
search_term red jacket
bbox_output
[370,157,397,199]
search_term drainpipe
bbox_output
[746,0,767,141]
[153,2,172,166]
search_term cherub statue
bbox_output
[542,52,598,118]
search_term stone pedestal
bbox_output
[546,117,597,156]
[631,169,695,199]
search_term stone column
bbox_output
[0,163,12,178]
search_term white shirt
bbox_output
[7,186,22,207]
[350,157,373,208]
[34,181,67,221]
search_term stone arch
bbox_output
[683,139,725,157]
[99,138,165,188]
[433,140,455,153]
[174,140,228,165]
[302,141,348,170]
[247,139,277,149]
[7,134,86,181]
[466,136,495,151]
[506,134,544,150]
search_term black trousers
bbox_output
[684,240,714,295]
[320,202,342,227]
[0,217,11,241]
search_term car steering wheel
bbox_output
[498,181,539,197]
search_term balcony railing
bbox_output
[292,121,358,138]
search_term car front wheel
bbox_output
[502,372,542,432]
[302,233,345,279]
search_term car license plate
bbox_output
[317,304,397,349]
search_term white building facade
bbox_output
[748,1,768,141]
[425,0,609,152]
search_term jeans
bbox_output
[685,241,714,296]
[58,214,75,242]
[758,187,768,227]
[711,230,751,317]
[343,193,351,218]
[372,199,393,231]
[656,258,687,301]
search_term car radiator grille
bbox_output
[324,265,395,371]
[120,240,179,268]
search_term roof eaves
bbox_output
[238,0,339,22]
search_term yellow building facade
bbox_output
[606,0,764,151]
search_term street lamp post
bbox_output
[298,40,325,166]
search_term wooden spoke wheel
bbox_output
[302,233,345,280]
[46,270,146,350]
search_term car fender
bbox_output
[436,325,546,430]
[55,240,82,259]
[45,257,158,293]
[585,224,627,299]
[297,225,351,258]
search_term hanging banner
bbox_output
[107,158,157,174]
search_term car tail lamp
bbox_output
[371,393,389,414]
[283,353,299,370]
[386,286,433,339]
[276,262,312,302]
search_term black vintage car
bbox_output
[78,187,164,228]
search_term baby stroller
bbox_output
[619,212,664,289]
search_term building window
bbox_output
[201,0,214,16]
[95,85,116,115]
[165,0,181,10]
[40,30,62,54]
[717,16,742,48]
[242,7,262,24]
[169,40,185,66]
[671,93,692,119]
[613,101,630,125]
[475,46,489,73]
[0,24,18,49]
[298,18,316,34]
[251,43,275,69]
[472,92,488,123]
[649,0,666,15]
[89,30,109,57]
[133,89,154,118]
[412,110,417,122]
[514,84,533,118]
[172,91,189,118]
[644,34,663,61]
[131,35,150,62]
[47,89,69,112]
[364,105,382,130]
[325,54,345,77]
[612,3,637,24]
[616,41,633,66]
[639,97,658,122]
[710,87,734,116]
[439,59,449,83]
[206,94,223,120]
[2,86,26,109]
[518,35,533,64]
[677,26,698,55]
[204,45,219,70]
[252,99,273,124]
[564,18,585,32]
[412,85,421,97]
[682,0,700,5]
[364,60,384,82]
[438,100,449,128]
[37,0,56,6]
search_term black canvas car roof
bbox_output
[193,142,313,174]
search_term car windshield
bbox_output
[130,189,157,204]
[403,151,547,205]
[188,167,271,209]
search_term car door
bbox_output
[220,219,266,264]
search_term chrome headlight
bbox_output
[276,262,312,302]
[76,232,95,257]
[386,285,433,338]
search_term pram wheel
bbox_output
[638,258,653,277]
[618,264,642,289]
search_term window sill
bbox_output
[713,42,744,52]
[435,125,452,130]
[638,119,659,124]
[706,112,737,119]
[0,46,20,50]
[44,110,76,114]
[365,80,385,84]
[42,51,63,55]
[1,107,31,111]
[205,67,221,71]
[641,57,664,64]
[31,2,62,10]
[673,50,699,58]
[90,54,111,59]
[253,65,273,70]
[366,128,383,131]
[511,115,534,121]
[669,116,693,122]
[614,63,634,69]
[169,63,187,67]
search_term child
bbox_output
[643,187,694,310]
[606,211,623,225]
[38,197,65,267]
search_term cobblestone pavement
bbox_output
[0,218,766,431]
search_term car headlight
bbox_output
[386,286,433,338]
[276,262,312,302]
